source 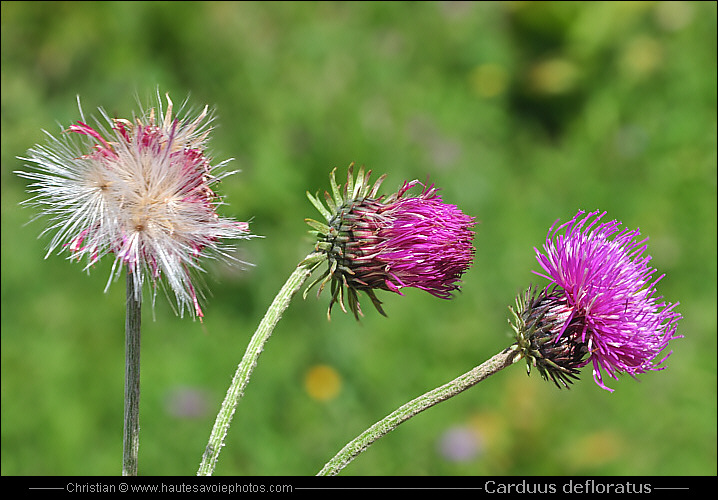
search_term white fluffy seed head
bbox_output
[16,92,253,318]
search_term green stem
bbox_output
[197,253,323,476]
[317,346,521,476]
[123,270,142,476]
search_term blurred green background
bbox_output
[1,1,715,476]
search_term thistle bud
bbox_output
[305,163,476,319]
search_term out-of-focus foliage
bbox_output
[1,1,715,476]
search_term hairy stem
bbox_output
[123,271,142,476]
[197,253,323,476]
[317,346,521,476]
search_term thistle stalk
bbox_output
[317,347,520,476]
[198,253,324,476]
[122,270,142,476]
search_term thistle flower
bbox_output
[16,92,252,318]
[304,163,476,319]
[512,210,681,392]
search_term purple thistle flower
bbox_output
[304,163,476,319]
[521,209,682,392]
[16,92,253,318]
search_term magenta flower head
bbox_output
[16,92,253,318]
[510,210,682,391]
[303,163,476,319]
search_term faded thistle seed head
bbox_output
[303,163,476,319]
[16,91,253,318]
[509,286,589,389]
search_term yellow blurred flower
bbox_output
[304,364,342,401]
[527,58,580,95]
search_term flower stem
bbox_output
[317,346,521,476]
[123,270,142,476]
[197,253,324,476]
